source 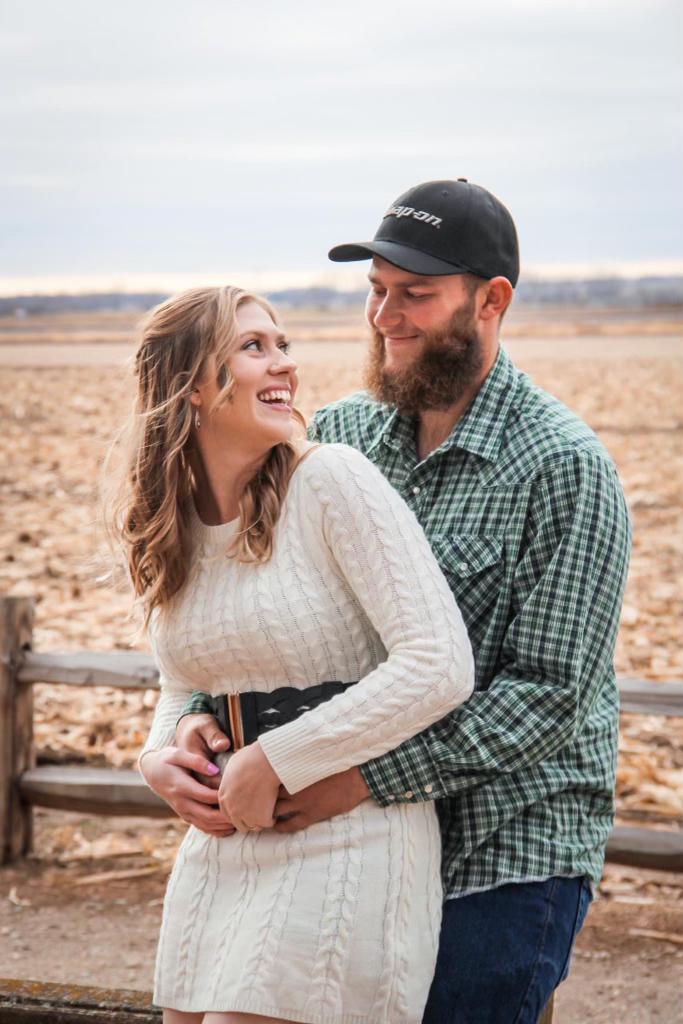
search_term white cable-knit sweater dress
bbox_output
[141,443,474,1023]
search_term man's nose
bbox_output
[371,294,402,329]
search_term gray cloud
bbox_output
[1,0,681,280]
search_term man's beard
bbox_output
[364,302,484,416]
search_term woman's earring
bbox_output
[194,409,201,430]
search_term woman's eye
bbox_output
[279,341,291,354]
[242,338,262,351]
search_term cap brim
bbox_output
[328,240,471,277]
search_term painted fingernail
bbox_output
[206,763,220,775]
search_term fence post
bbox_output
[0,596,35,864]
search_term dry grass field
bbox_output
[0,307,682,1019]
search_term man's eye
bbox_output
[407,292,430,300]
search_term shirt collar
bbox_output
[375,406,417,457]
[376,346,520,465]
[443,347,520,462]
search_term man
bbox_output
[143,180,631,1022]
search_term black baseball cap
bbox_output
[328,178,519,287]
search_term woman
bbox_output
[113,285,474,1024]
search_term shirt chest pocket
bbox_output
[430,534,505,635]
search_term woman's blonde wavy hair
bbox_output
[106,285,305,625]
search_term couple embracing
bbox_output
[112,179,631,1024]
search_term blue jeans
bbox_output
[422,875,592,1024]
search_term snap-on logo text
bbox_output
[384,206,442,228]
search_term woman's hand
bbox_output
[218,741,281,833]
[139,746,236,837]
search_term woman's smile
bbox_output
[256,385,294,412]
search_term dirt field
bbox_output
[0,308,682,1019]
[0,808,681,1023]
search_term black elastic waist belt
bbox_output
[209,681,356,749]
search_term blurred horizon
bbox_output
[1,259,683,299]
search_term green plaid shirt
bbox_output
[180,347,631,897]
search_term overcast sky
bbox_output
[1,0,682,291]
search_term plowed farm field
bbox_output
[1,306,681,1021]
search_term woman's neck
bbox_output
[189,437,272,526]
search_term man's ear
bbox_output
[478,277,514,322]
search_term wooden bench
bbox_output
[0,978,160,1022]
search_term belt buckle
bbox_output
[227,693,245,750]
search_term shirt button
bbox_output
[458,562,469,573]
[424,784,433,793]
[403,791,414,799]
[387,795,396,801]
[412,486,421,495]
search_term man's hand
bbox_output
[174,715,373,833]
[139,746,235,837]
[272,766,371,833]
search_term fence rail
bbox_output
[0,977,160,1023]
[2,596,683,871]
[17,649,159,690]
[16,650,683,715]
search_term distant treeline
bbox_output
[2,277,682,316]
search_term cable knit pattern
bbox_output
[208,832,261,1006]
[369,804,404,1020]
[238,830,307,1002]
[175,833,220,1004]
[144,443,474,1022]
[304,813,362,1017]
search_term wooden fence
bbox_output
[0,977,160,1023]
[2,595,683,870]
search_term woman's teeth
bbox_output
[258,389,291,404]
